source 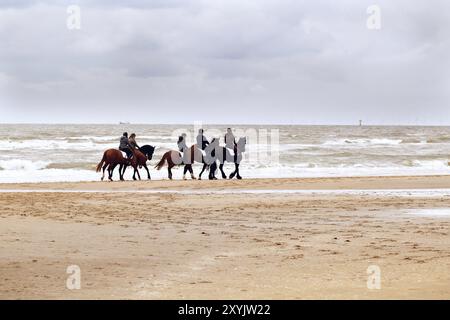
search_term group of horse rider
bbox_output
[118,128,237,160]
[178,127,236,153]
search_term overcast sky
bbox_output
[0,0,449,124]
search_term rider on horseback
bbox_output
[129,133,140,150]
[177,133,188,152]
[225,128,236,149]
[196,129,209,151]
[119,132,133,159]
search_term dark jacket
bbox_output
[119,136,130,149]
[196,134,209,150]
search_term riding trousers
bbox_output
[119,147,133,159]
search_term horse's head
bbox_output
[211,137,220,146]
[237,137,246,153]
[141,145,156,160]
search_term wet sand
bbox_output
[1,176,449,299]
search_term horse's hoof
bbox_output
[221,175,226,179]
[237,176,242,180]
[198,177,202,180]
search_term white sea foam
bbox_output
[323,138,403,146]
[0,139,107,151]
[1,162,449,183]
[0,168,98,183]
[0,159,50,171]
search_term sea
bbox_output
[0,124,449,183]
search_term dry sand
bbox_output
[0,176,449,299]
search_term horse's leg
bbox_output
[107,164,113,181]
[208,165,213,180]
[132,166,140,180]
[209,162,217,180]
[183,165,188,180]
[229,163,237,179]
[120,164,126,181]
[144,164,151,180]
[136,166,141,180]
[101,163,108,181]
[236,163,242,180]
[107,165,112,181]
[198,163,207,180]
[188,164,196,180]
[110,164,118,181]
[219,163,226,179]
[122,164,126,181]
[168,165,173,180]
[113,164,119,181]
[122,165,128,181]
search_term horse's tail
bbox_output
[155,152,169,170]
[96,151,107,172]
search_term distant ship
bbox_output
[119,121,130,125]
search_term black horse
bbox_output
[199,137,247,180]
[121,144,156,180]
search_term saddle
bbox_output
[119,150,128,158]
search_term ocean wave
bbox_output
[1,161,450,183]
[0,139,106,151]
[400,138,427,144]
[46,162,97,170]
[66,135,175,142]
[426,136,450,144]
[0,159,50,171]
[401,159,449,168]
[0,139,174,151]
[323,138,403,146]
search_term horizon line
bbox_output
[0,122,449,127]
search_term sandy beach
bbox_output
[1,176,450,299]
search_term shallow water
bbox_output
[2,188,450,198]
[401,208,450,217]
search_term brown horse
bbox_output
[96,148,138,181]
[121,145,155,180]
[154,145,203,180]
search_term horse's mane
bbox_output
[141,144,155,155]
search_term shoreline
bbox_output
[2,175,450,191]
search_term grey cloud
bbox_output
[0,0,449,124]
